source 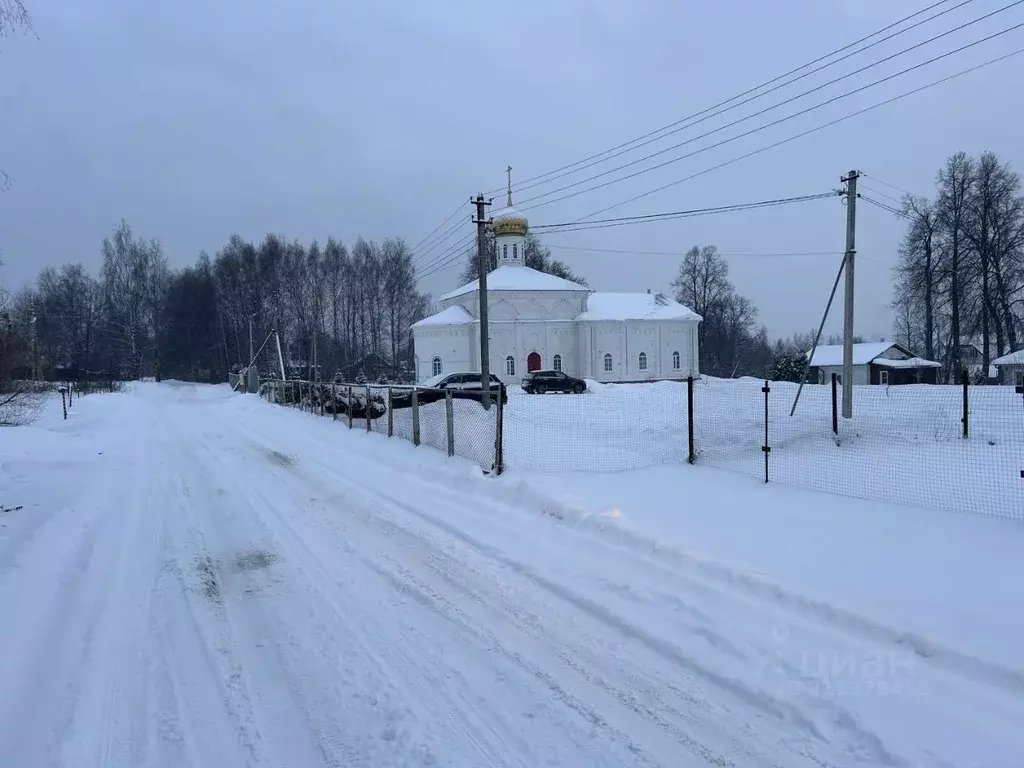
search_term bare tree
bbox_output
[100,220,168,379]
[934,152,975,380]
[671,245,731,364]
[892,196,939,360]
[1,0,32,191]
[0,258,45,425]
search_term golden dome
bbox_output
[493,205,528,237]
[493,164,528,237]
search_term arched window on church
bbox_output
[603,353,613,373]
[638,352,648,371]
[503,244,508,260]
[505,355,515,376]
[672,350,681,370]
[432,356,442,376]
[512,243,518,260]
[553,354,562,372]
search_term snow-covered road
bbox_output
[1,383,1021,767]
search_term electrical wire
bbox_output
[862,172,920,198]
[414,232,478,281]
[483,0,969,196]
[531,193,837,234]
[516,14,1024,215]
[860,194,912,219]
[417,194,836,282]
[543,244,846,258]
[567,44,1024,223]
[412,215,471,264]
[860,184,907,205]
[505,0,983,200]
[410,200,467,253]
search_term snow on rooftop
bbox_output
[873,356,941,369]
[807,342,897,367]
[412,305,473,327]
[993,349,1024,365]
[440,265,589,302]
[577,292,701,322]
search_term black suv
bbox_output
[522,370,586,394]
[422,372,508,405]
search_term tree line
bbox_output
[1,220,431,386]
[892,151,1024,381]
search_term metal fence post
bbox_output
[347,385,353,429]
[445,390,455,456]
[761,380,771,484]
[366,385,372,432]
[686,376,695,464]
[962,369,969,439]
[387,388,394,437]
[831,373,838,436]
[411,390,420,446]
[495,389,504,475]
[332,384,337,420]
[68,381,72,408]
[61,387,67,420]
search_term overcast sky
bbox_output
[2,0,1023,340]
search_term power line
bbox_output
[860,184,907,205]
[483,0,969,196]
[516,12,1024,215]
[543,244,846,258]
[419,194,836,283]
[507,0,982,200]
[860,194,912,219]
[531,193,837,234]
[862,172,920,198]
[411,216,472,266]
[414,232,478,281]
[567,44,1024,223]
[544,242,892,267]
[410,200,467,253]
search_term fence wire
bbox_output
[252,376,1023,521]
[693,378,1024,521]
[502,382,687,472]
[257,379,499,472]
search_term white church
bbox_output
[412,187,702,385]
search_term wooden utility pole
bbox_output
[473,194,493,409]
[841,169,859,419]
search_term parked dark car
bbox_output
[414,371,508,406]
[521,370,586,394]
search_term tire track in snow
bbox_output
[189,421,677,767]
[211,418,851,767]
[221,416,884,766]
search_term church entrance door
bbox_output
[527,352,541,372]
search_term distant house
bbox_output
[992,350,1024,387]
[957,342,984,366]
[807,342,941,385]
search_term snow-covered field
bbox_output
[1,382,1023,766]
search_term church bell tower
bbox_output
[492,165,528,268]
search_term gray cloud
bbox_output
[2,0,1022,340]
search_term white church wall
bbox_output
[658,320,700,378]
[484,321,580,382]
[580,319,699,382]
[589,322,625,382]
[412,325,473,382]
